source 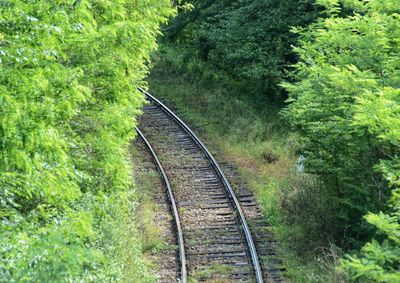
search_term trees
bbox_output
[341,59,400,282]
[0,1,174,281]
[164,0,321,98]
[341,190,400,282]
[283,0,400,279]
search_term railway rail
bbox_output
[136,88,284,282]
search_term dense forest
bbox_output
[1,0,399,282]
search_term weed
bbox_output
[190,264,234,282]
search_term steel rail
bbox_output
[138,87,264,283]
[135,127,187,283]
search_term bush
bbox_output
[283,0,400,279]
[164,0,321,98]
[0,1,174,281]
[341,190,400,282]
[282,0,400,247]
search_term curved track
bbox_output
[137,88,264,282]
[136,128,187,282]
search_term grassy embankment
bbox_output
[146,46,344,282]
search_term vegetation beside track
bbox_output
[0,1,175,281]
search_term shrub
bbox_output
[164,0,321,98]
[0,1,175,281]
[283,0,400,279]
[282,0,400,248]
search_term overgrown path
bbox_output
[134,90,284,282]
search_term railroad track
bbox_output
[136,88,284,282]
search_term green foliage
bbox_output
[0,0,174,281]
[283,0,400,279]
[341,189,400,282]
[164,0,321,97]
[340,31,400,280]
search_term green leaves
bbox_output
[165,0,321,97]
[0,0,175,281]
[283,0,400,280]
[354,88,400,145]
[341,190,400,282]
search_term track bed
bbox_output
[136,89,284,282]
[139,103,254,282]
